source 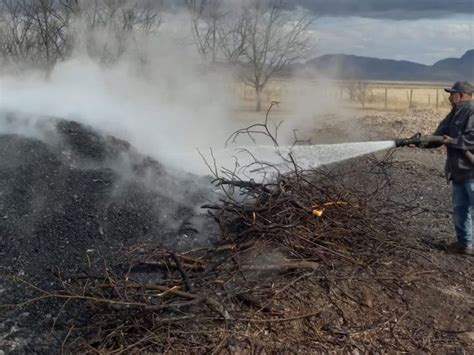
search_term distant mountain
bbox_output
[430,50,474,80]
[293,50,474,81]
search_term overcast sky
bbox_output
[293,0,472,19]
[293,0,474,64]
[170,0,473,65]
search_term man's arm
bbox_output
[422,116,450,148]
[448,112,474,150]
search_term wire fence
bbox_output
[233,79,453,111]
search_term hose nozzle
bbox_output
[395,133,422,147]
[395,134,456,147]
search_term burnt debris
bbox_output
[1,112,472,354]
[0,114,217,352]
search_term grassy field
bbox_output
[226,79,451,146]
[233,79,453,112]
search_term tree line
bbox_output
[0,0,314,111]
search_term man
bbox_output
[423,81,474,255]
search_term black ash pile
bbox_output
[0,113,216,352]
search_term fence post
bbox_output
[436,89,439,110]
[409,88,413,109]
[384,88,388,110]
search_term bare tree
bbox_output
[91,0,162,33]
[0,0,163,68]
[30,0,69,64]
[74,0,163,62]
[185,0,227,63]
[86,0,163,61]
[240,0,314,111]
[0,0,70,69]
[216,10,247,63]
[184,0,314,111]
[0,0,35,64]
[345,80,369,109]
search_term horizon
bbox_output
[308,48,473,65]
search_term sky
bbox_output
[310,14,473,64]
[170,0,473,65]
[293,0,474,64]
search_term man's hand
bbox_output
[442,135,452,145]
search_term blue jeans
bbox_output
[452,181,474,247]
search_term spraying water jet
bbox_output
[189,133,454,181]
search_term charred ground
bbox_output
[0,114,216,353]
[0,110,473,353]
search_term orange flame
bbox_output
[312,201,348,218]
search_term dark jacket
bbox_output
[424,100,474,183]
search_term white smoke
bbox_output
[0,11,236,173]
[0,4,359,178]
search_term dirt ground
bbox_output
[208,107,473,353]
[1,109,473,353]
[300,108,474,352]
[208,108,473,353]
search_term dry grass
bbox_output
[231,79,453,113]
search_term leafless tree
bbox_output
[345,80,370,109]
[32,0,69,63]
[216,11,247,63]
[185,0,248,65]
[239,0,314,111]
[0,0,163,68]
[0,0,34,64]
[84,0,162,33]
[62,0,163,62]
[0,0,70,69]
[185,0,314,111]
[185,0,228,63]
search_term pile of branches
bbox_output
[203,102,418,267]
[205,168,394,267]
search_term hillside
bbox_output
[295,50,474,81]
